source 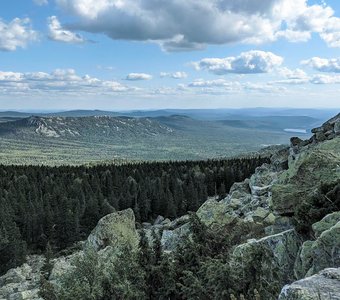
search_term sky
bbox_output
[0,0,340,111]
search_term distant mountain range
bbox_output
[0,107,338,121]
[0,116,174,139]
[0,108,337,165]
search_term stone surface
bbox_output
[161,223,190,252]
[49,251,82,281]
[279,268,340,300]
[252,207,270,222]
[0,256,44,300]
[295,215,340,278]
[196,199,238,227]
[229,229,302,298]
[85,208,139,251]
[154,215,165,225]
[312,211,340,238]
[271,137,340,215]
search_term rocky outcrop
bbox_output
[194,114,340,298]
[86,208,139,251]
[0,209,139,300]
[311,113,340,139]
[161,223,191,252]
[295,212,340,278]
[197,162,282,231]
[271,137,340,215]
[0,256,44,300]
[142,214,191,251]
[229,229,302,298]
[279,268,340,300]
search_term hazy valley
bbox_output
[0,108,334,165]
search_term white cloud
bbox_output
[278,67,308,79]
[273,67,340,85]
[0,18,38,51]
[0,71,24,82]
[54,0,340,51]
[160,72,188,79]
[310,74,340,84]
[126,73,152,81]
[301,57,340,73]
[33,0,48,5]
[188,79,238,89]
[0,69,130,95]
[275,30,311,42]
[48,16,85,43]
[194,51,283,75]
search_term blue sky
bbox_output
[0,0,340,111]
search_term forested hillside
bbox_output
[0,114,308,164]
[0,155,268,275]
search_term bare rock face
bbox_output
[279,268,340,300]
[311,113,340,141]
[0,256,44,300]
[0,209,140,300]
[271,137,340,215]
[294,212,340,279]
[85,208,139,251]
[229,229,302,299]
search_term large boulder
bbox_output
[229,229,302,299]
[51,209,139,284]
[49,251,82,281]
[161,223,190,252]
[295,215,340,278]
[249,164,278,197]
[271,137,340,215]
[312,211,340,238]
[85,209,139,251]
[279,268,340,300]
[196,199,238,227]
[0,256,44,300]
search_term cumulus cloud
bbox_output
[274,67,309,84]
[126,73,152,81]
[194,51,283,75]
[188,79,238,89]
[320,17,340,48]
[33,0,48,5]
[0,18,38,51]
[310,74,340,84]
[301,57,340,73]
[160,72,188,79]
[0,69,130,96]
[273,67,340,85]
[278,67,308,79]
[54,0,340,51]
[48,16,85,43]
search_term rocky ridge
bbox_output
[0,113,339,299]
[0,116,175,139]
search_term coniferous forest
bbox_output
[0,156,268,275]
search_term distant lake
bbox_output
[284,128,308,134]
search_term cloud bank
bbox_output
[54,0,340,51]
[0,69,130,96]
